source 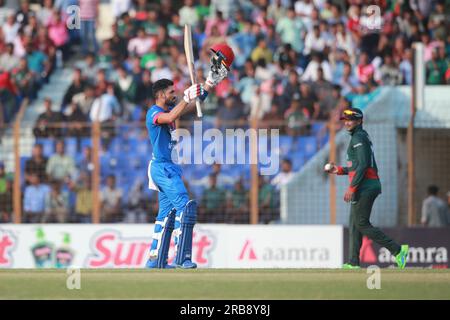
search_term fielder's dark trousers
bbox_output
[349,190,401,266]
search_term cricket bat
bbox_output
[184,24,203,118]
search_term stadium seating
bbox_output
[64,137,78,158]
[36,138,55,157]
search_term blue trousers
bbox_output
[149,161,190,263]
[150,161,189,218]
[80,20,98,54]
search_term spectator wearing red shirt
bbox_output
[356,52,375,84]
[346,5,361,36]
[134,0,150,25]
[0,70,19,123]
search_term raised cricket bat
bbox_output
[184,24,203,118]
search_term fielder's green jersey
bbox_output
[337,125,381,193]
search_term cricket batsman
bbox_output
[325,107,409,269]
[145,44,234,269]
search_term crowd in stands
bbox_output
[0,0,449,223]
[0,0,66,126]
[0,148,282,224]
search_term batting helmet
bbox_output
[210,43,234,70]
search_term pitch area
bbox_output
[1,269,449,299]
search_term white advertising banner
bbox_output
[0,224,343,268]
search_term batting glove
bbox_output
[205,63,228,88]
[183,83,204,103]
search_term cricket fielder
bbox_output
[145,44,234,269]
[325,108,409,269]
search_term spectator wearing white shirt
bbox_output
[0,0,11,26]
[111,0,132,19]
[127,28,156,57]
[12,29,28,58]
[46,140,77,182]
[303,24,326,56]
[71,85,96,116]
[336,22,355,61]
[379,54,403,86]
[295,0,314,20]
[36,0,54,27]
[267,0,287,22]
[312,0,326,11]
[2,13,20,43]
[271,159,295,190]
[0,43,19,72]
[301,52,332,82]
[179,0,199,28]
[150,58,173,83]
[319,20,334,49]
[209,0,235,20]
[90,84,121,122]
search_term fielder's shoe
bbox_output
[342,263,361,270]
[176,260,197,269]
[145,259,176,269]
[395,244,409,269]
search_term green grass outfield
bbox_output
[1,269,449,300]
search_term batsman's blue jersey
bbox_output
[146,104,188,214]
[146,105,176,162]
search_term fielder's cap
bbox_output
[340,107,363,120]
